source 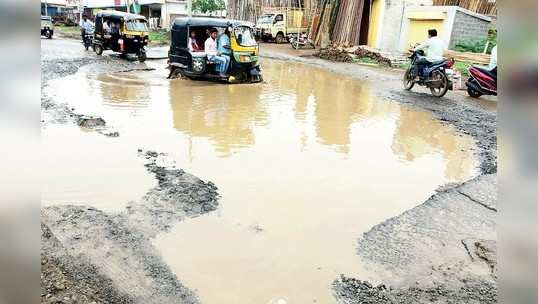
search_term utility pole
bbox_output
[79,0,83,22]
[44,0,48,16]
[126,0,131,13]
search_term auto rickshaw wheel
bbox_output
[46,31,53,39]
[94,44,103,55]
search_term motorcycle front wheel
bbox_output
[430,70,449,97]
[403,68,415,91]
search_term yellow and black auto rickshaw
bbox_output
[93,11,149,62]
[168,17,262,83]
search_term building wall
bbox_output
[161,0,188,28]
[397,6,458,52]
[367,0,383,48]
[449,9,490,49]
[377,0,432,52]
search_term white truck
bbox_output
[256,9,310,43]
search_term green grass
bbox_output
[149,30,170,45]
[352,56,380,66]
[357,56,379,65]
[453,61,471,77]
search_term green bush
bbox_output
[149,30,170,45]
[454,27,497,54]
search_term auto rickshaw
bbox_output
[168,17,262,83]
[92,11,149,62]
[41,16,54,39]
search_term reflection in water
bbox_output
[43,59,479,304]
[94,72,152,110]
[170,82,268,157]
[392,108,476,181]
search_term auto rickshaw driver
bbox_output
[218,28,232,73]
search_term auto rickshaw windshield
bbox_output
[234,26,257,47]
[126,20,148,31]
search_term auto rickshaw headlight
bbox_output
[239,55,251,62]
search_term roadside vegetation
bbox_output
[55,24,80,40]
[149,30,170,46]
[454,27,497,54]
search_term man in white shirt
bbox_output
[489,45,497,71]
[80,15,94,34]
[413,29,445,77]
[204,28,229,77]
[79,15,94,47]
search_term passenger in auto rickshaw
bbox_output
[188,31,202,52]
[102,19,120,48]
[204,28,229,77]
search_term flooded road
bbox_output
[42,59,478,303]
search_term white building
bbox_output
[81,0,189,28]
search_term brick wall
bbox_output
[449,10,490,49]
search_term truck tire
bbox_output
[275,33,285,44]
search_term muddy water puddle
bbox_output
[42,59,479,303]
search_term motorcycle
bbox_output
[82,31,94,51]
[289,33,315,50]
[403,50,455,98]
[466,65,497,98]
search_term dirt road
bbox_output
[41,37,497,304]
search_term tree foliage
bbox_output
[192,0,225,13]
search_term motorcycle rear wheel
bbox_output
[430,70,449,97]
[403,68,415,91]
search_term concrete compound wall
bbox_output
[449,9,490,49]
[396,6,490,52]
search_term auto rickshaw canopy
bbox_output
[171,17,255,49]
[94,10,147,22]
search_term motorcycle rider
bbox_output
[79,15,94,48]
[489,45,497,74]
[412,29,444,78]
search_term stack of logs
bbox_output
[316,45,399,66]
